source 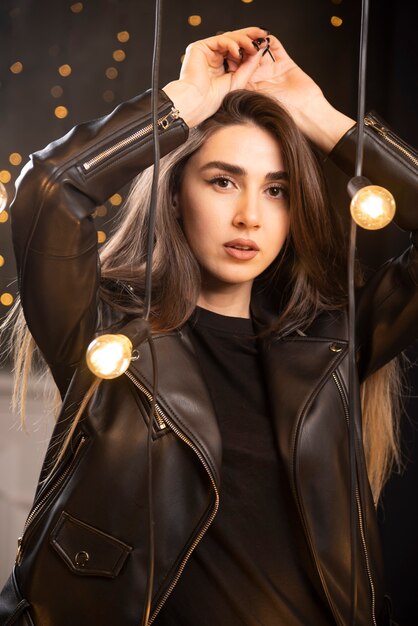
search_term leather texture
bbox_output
[0,570,33,626]
[1,91,417,626]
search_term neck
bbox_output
[197,282,252,318]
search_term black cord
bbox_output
[144,0,163,323]
[141,1,163,624]
[348,0,370,624]
[141,335,159,626]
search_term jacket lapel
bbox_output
[129,325,222,487]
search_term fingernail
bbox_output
[238,47,244,59]
[223,58,229,72]
[252,40,260,51]
[254,37,266,46]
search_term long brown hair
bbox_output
[100,90,348,335]
[3,90,401,500]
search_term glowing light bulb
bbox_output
[86,334,133,379]
[0,182,8,212]
[350,185,396,230]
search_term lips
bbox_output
[224,238,259,260]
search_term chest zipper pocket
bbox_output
[16,433,88,566]
[364,113,418,166]
[81,108,180,175]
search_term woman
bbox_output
[1,27,417,626]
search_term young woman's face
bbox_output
[177,123,290,315]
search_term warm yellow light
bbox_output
[0,293,14,306]
[0,184,8,213]
[350,185,396,230]
[9,153,22,166]
[331,16,343,27]
[113,49,126,62]
[97,230,107,243]
[188,15,202,26]
[55,106,69,119]
[86,334,133,378]
[58,64,72,77]
[0,256,4,268]
[241,0,254,3]
[105,67,118,79]
[109,193,122,206]
[0,210,9,223]
[117,31,130,43]
[0,170,11,184]
[10,62,23,74]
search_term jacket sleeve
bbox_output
[326,112,418,379]
[11,89,189,395]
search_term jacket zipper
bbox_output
[125,370,166,430]
[16,434,87,566]
[332,372,377,626]
[124,370,220,625]
[364,115,418,166]
[82,108,180,172]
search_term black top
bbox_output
[155,307,334,626]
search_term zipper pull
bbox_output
[16,536,23,565]
[158,108,180,131]
[364,116,388,137]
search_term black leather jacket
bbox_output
[1,90,418,626]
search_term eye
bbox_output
[207,176,234,189]
[266,184,289,199]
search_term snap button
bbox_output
[75,551,90,567]
[329,342,343,353]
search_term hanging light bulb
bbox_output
[86,319,150,379]
[348,176,396,230]
[0,182,8,212]
[86,334,133,379]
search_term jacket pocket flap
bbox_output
[50,511,132,578]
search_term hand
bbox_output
[163,27,268,128]
[247,36,355,152]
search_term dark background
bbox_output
[0,0,417,623]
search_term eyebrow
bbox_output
[199,160,289,182]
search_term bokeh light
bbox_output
[55,106,69,119]
[9,153,22,166]
[58,64,72,77]
[188,15,202,26]
[10,62,23,74]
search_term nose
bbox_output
[232,191,261,229]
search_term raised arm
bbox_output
[11,90,188,394]
[246,36,418,375]
[245,35,355,152]
[11,28,268,395]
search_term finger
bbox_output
[202,27,269,61]
[262,35,291,60]
[229,47,265,88]
[226,26,271,41]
